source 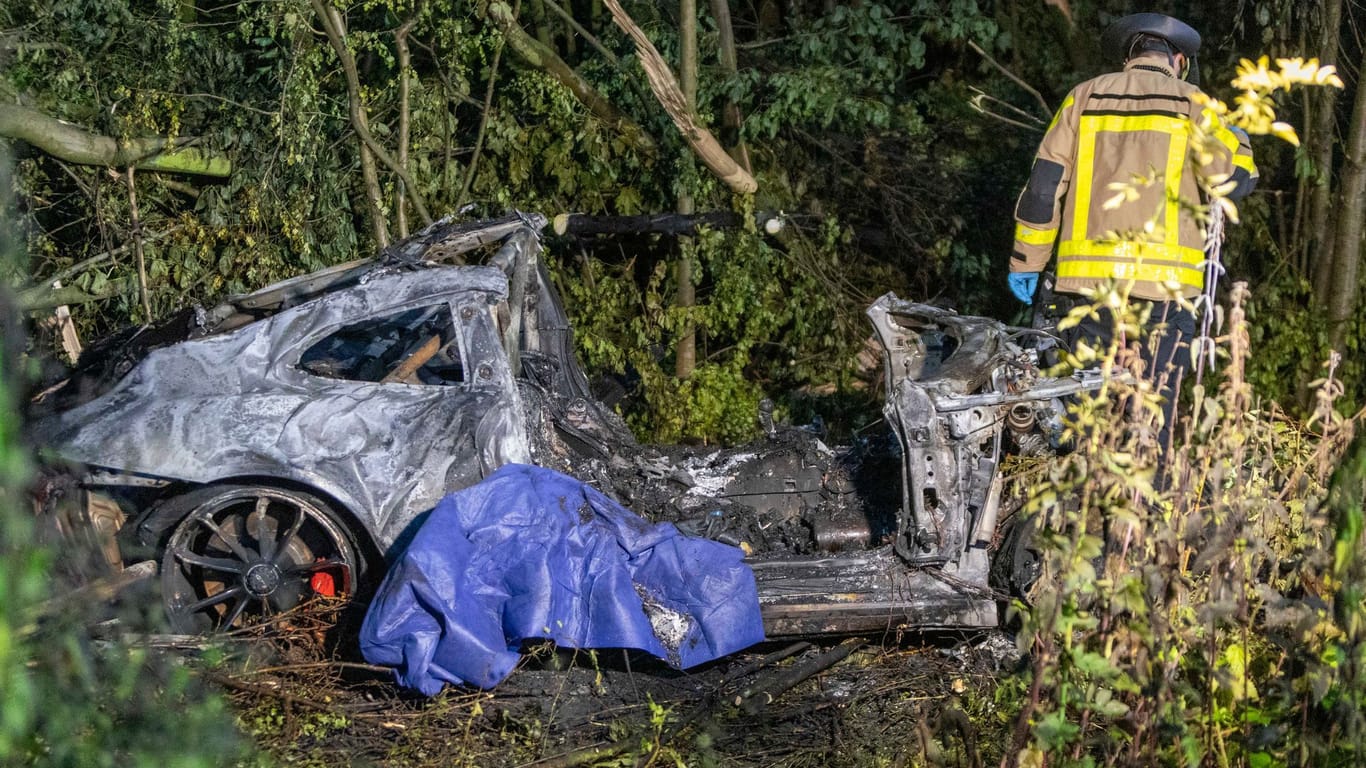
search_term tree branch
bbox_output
[0,104,231,176]
[22,227,180,292]
[124,168,152,320]
[709,0,751,172]
[461,4,510,206]
[310,0,392,246]
[540,0,617,66]
[966,40,1051,118]
[395,15,417,238]
[19,278,130,311]
[484,1,656,156]
[311,0,435,236]
[601,0,756,193]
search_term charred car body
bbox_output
[32,214,1096,637]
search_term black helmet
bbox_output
[1102,13,1201,82]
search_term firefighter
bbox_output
[1007,12,1257,454]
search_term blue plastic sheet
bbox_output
[360,464,765,693]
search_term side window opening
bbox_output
[299,304,463,386]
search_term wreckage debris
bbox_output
[30,212,1096,650]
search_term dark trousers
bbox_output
[1059,300,1197,457]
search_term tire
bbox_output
[158,485,362,634]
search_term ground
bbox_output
[208,600,1021,767]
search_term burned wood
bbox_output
[656,641,815,748]
[719,641,812,687]
[736,637,865,715]
[551,211,783,238]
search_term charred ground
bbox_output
[208,598,1020,768]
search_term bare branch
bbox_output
[540,0,617,66]
[967,40,1052,119]
[968,88,1046,132]
[124,168,153,320]
[460,5,509,206]
[310,0,435,236]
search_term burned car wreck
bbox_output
[32,213,1101,640]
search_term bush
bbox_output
[0,151,252,768]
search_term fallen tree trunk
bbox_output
[0,104,230,177]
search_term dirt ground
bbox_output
[206,602,1022,768]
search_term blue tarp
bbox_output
[360,464,766,693]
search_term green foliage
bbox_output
[1009,282,1365,766]
[240,701,353,766]
[0,0,1348,438]
[724,1,995,137]
[1000,56,1366,765]
[3,0,1047,442]
[1,152,250,766]
[554,223,857,443]
[593,697,686,768]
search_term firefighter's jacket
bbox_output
[1012,55,1257,300]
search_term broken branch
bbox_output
[966,40,1052,119]
[205,670,350,715]
[0,104,231,177]
[736,637,865,714]
[968,91,1046,133]
[19,278,130,311]
[601,0,756,194]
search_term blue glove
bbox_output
[1008,272,1039,305]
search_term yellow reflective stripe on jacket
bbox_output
[1015,223,1058,246]
[1046,94,1075,134]
[1233,152,1257,174]
[1072,119,1098,244]
[1206,113,1240,153]
[1071,113,1190,249]
[1082,112,1189,137]
[1057,240,1205,289]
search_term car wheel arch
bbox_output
[135,476,382,574]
